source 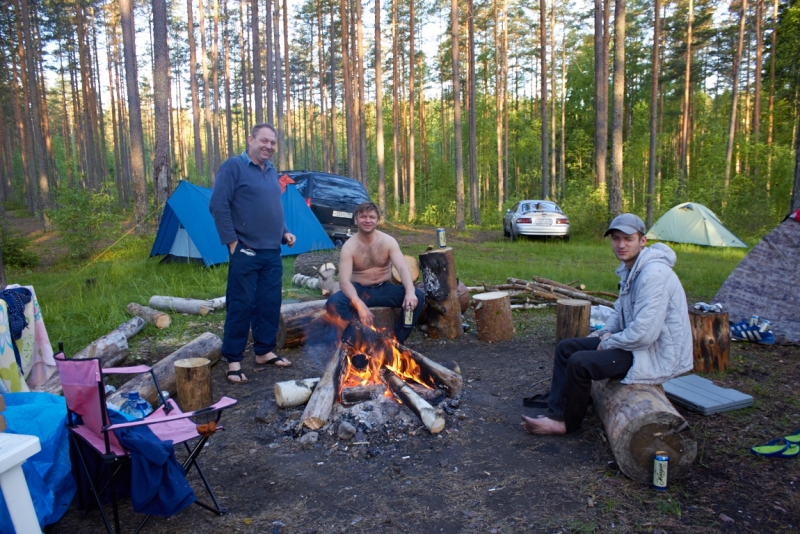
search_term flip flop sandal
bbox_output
[784,429,800,444]
[256,355,292,367]
[751,438,790,458]
[779,444,800,458]
[226,370,249,384]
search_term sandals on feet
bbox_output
[255,354,292,367]
[226,369,249,384]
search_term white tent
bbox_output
[646,203,746,247]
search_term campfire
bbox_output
[292,320,463,435]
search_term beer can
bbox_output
[759,319,771,333]
[749,315,759,327]
[404,307,414,327]
[653,451,669,490]
[437,228,447,248]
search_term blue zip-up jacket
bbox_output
[209,153,289,250]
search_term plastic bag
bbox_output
[0,392,76,533]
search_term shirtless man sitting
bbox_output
[325,202,425,343]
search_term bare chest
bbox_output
[352,242,390,271]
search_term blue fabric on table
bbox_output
[108,411,196,516]
[0,392,76,534]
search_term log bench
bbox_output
[591,378,697,484]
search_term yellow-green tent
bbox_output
[646,203,746,247]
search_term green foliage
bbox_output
[46,186,123,259]
[0,225,40,268]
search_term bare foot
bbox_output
[520,415,567,435]
[227,363,248,384]
[255,352,292,367]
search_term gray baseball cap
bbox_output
[604,213,646,236]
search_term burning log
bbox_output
[300,344,347,430]
[149,295,214,315]
[591,379,697,484]
[340,384,386,404]
[419,247,463,339]
[274,378,321,408]
[385,371,445,434]
[126,302,171,329]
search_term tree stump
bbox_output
[472,291,514,342]
[126,302,171,329]
[174,358,212,413]
[556,299,591,342]
[689,309,730,373]
[419,247,463,339]
[591,379,697,485]
[390,255,421,284]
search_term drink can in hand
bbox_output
[404,307,414,327]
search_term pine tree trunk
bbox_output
[265,0,274,124]
[356,0,368,188]
[766,0,778,190]
[316,1,328,172]
[152,0,171,214]
[452,0,466,231]
[392,0,400,217]
[608,0,625,217]
[198,0,214,185]
[494,0,503,211]
[724,0,748,200]
[283,0,293,168]
[646,0,661,228]
[120,0,149,231]
[223,0,233,158]
[594,0,608,191]
[375,0,386,213]
[329,7,339,174]
[188,0,204,176]
[550,0,556,199]
[408,0,416,219]
[679,0,693,193]
[468,0,479,224]
[251,0,263,123]
[211,0,221,179]
[540,0,549,199]
[273,1,286,169]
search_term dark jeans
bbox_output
[325,282,425,343]
[547,337,634,433]
[222,244,283,363]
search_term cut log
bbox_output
[385,371,445,434]
[276,300,328,349]
[556,299,591,342]
[149,296,214,315]
[585,290,619,299]
[274,377,321,408]
[532,275,584,292]
[591,379,697,485]
[371,307,400,332]
[209,296,226,310]
[472,291,515,342]
[294,249,341,276]
[457,280,470,314]
[508,277,616,307]
[126,303,171,329]
[174,358,212,414]
[390,255,421,284]
[689,309,730,373]
[419,247,463,339]
[107,332,222,409]
[36,317,146,396]
[300,344,346,430]
[317,268,340,297]
[341,384,386,405]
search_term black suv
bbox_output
[280,171,371,244]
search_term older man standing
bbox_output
[210,123,295,384]
[521,213,693,435]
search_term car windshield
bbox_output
[520,201,561,213]
[312,176,370,203]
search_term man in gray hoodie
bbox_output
[521,213,693,435]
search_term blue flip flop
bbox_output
[784,429,800,445]
[751,438,791,458]
[779,444,800,458]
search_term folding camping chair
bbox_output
[54,345,237,534]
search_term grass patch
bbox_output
[5,228,747,354]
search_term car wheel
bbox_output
[563,234,571,242]
[503,224,510,237]
[509,227,517,241]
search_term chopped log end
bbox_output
[427,415,446,434]
[174,357,211,369]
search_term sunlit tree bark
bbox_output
[452,0,465,230]
[540,0,549,199]
[152,0,171,212]
[646,0,660,227]
[375,0,386,212]
[724,0,748,200]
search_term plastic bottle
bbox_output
[120,391,153,419]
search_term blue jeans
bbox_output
[325,282,425,343]
[547,337,633,433]
[222,244,283,363]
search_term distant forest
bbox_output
[2,0,799,238]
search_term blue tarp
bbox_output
[0,393,75,533]
[150,180,334,266]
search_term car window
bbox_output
[511,202,519,212]
[292,176,309,196]
[312,176,370,203]
[522,201,560,212]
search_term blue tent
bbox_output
[151,180,334,266]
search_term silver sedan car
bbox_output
[503,200,570,240]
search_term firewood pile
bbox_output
[466,275,617,310]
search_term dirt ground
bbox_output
[10,215,797,533]
[48,306,800,534]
